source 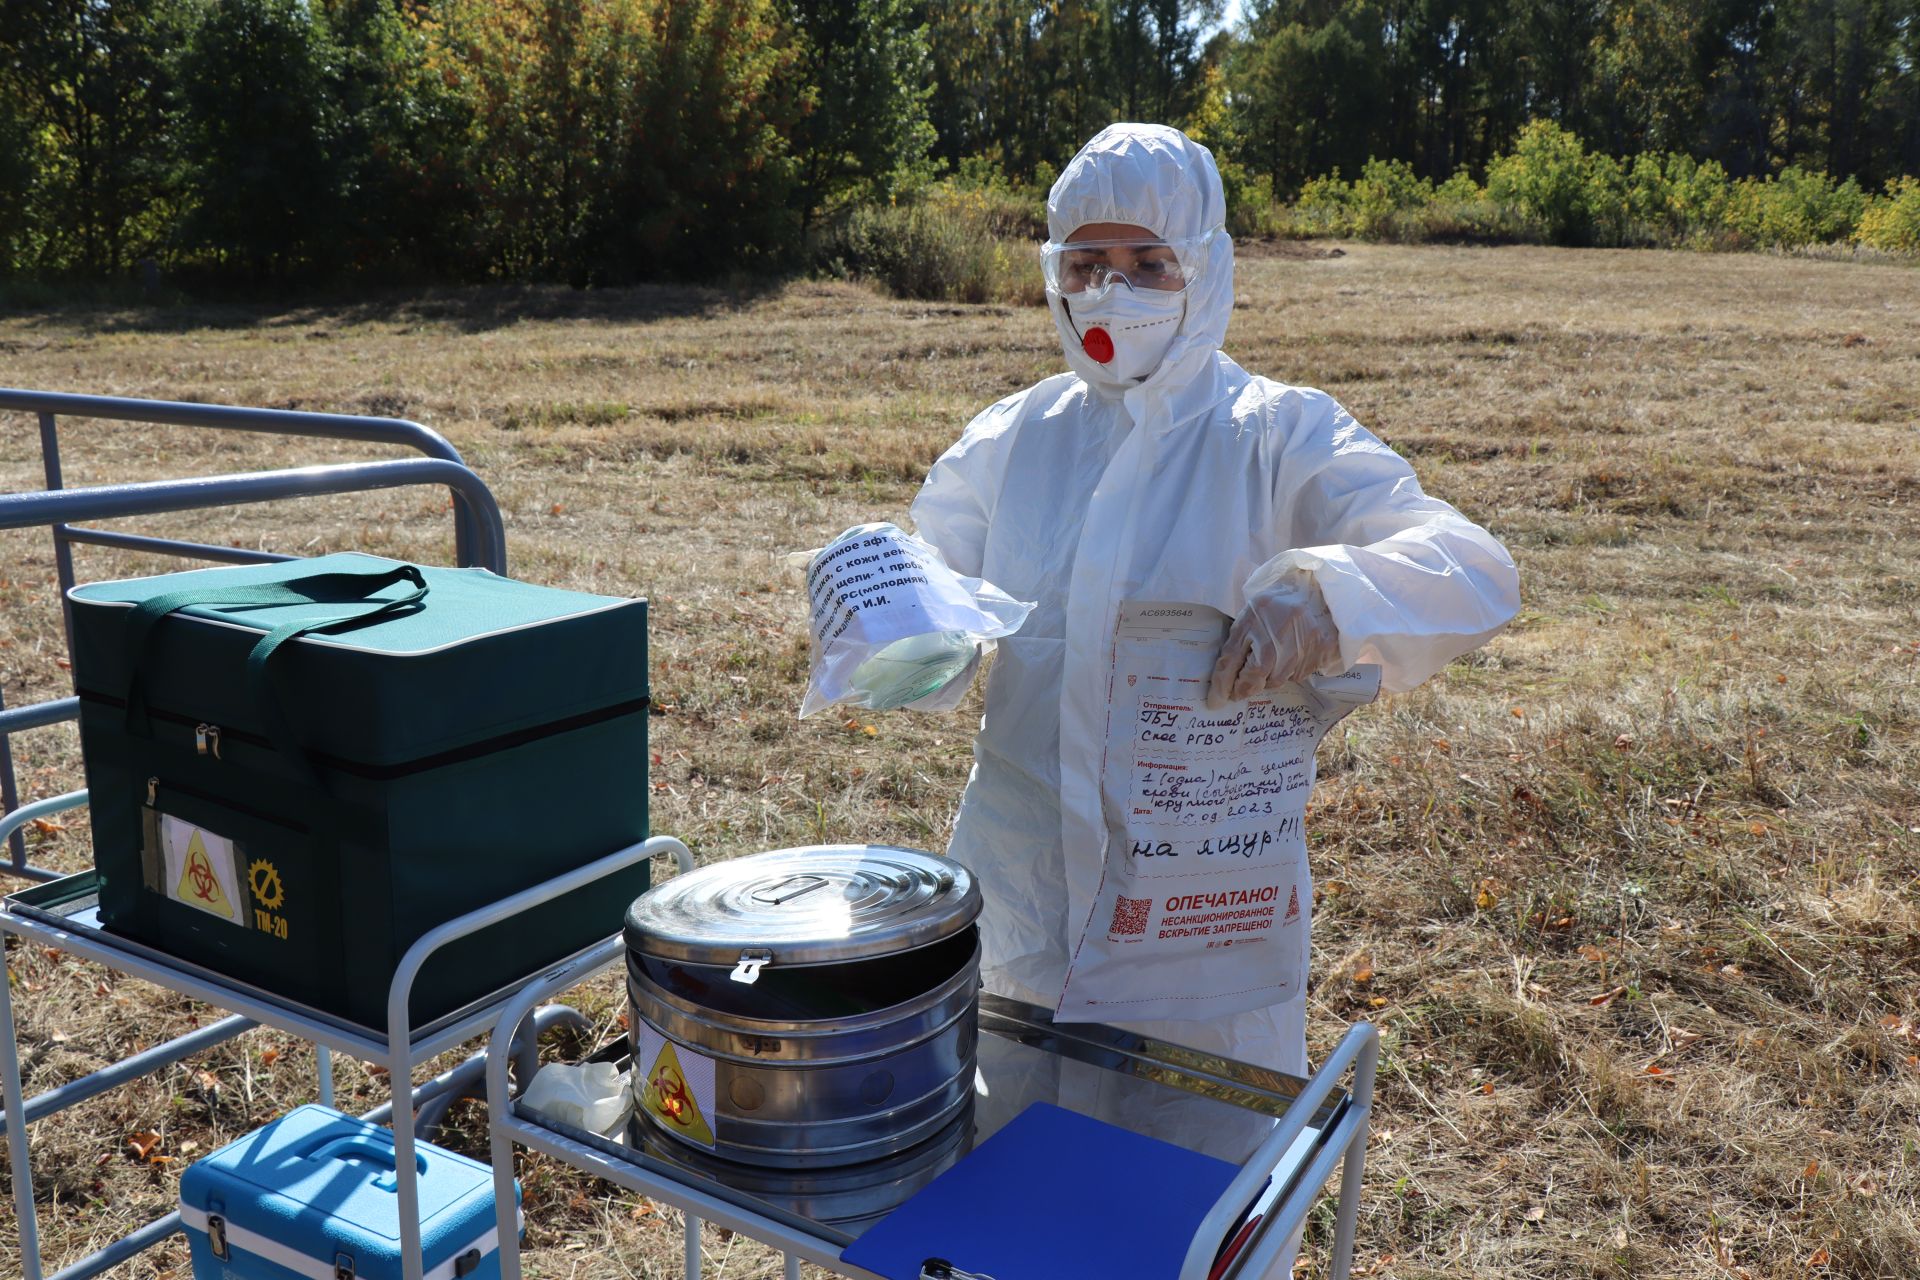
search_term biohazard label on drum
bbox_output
[636,1022,718,1149]
[160,815,244,925]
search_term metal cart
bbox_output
[0,388,670,1280]
[484,948,1380,1280]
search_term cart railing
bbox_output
[0,386,486,573]
[1181,1020,1379,1280]
[0,387,506,881]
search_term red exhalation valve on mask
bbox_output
[1082,327,1114,364]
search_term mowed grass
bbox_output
[0,242,1917,1279]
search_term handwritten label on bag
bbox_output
[1057,601,1378,1021]
[797,523,1032,716]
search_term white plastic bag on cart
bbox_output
[519,1061,630,1136]
[793,523,1032,717]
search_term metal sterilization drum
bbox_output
[627,1102,975,1230]
[623,844,981,1169]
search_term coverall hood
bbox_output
[1046,124,1235,401]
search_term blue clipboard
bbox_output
[839,1102,1241,1279]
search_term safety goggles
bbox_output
[1040,231,1217,298]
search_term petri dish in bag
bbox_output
[847,630,976,710]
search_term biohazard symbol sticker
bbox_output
[157,814,244,929]
[175,831,237,922]
[636,1027,717,1149]
[248,859,285,910]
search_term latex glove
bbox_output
[1207,575,1342,709]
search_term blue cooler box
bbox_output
[180,1105,517,1280]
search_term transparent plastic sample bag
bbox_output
[794,523,1032,717]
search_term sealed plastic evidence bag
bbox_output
[794,523,1032,718]
[1054,599,1381,1022]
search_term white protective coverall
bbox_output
[910,124,1520,1078]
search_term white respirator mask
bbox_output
[1058,286,1186,387]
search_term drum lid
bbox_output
[623,844,980,969]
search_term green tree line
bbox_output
[0,0,934,282]
[2,0,1917,285]
[1206,0,1920,201]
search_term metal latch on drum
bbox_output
[730,948,773,984]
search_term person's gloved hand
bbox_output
[1206,574,1342,709]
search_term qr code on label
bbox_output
[1109,894,1152,937]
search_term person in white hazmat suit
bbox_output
[907,121,1521,1090]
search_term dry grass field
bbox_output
[0,241,1917,1279]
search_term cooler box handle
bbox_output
[301,1132,430,1192]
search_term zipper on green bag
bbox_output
[145,775,308,832]
[80,686,647,778]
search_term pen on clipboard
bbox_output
[921,1259,995,1280]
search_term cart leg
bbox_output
[390,1042,426,1280]
[784,1251,801,1280]
[0,932,46,1280]
[1326,1142,1367,1280]
[491,1125,524,1280]
[684,1213,701,1278]
[316,1044,334,1108]
[1326,1035,1380,1280]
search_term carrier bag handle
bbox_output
[122,563,429,769]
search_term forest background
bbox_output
[2,0,1918,296]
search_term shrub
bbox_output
[1220,162,1286,238]
[1665,155,1734,244]
[1725,167,1869,248]
[817,126,1918,304]
[1486,120,1595,244]
[1399,169,1504,240]
[814,182,1043,304]
[1434,169,1484,205]
[1286,169,1360,237]
[1349,158,1433,238]
[1580,151,1630,244]
[1278,163,1511,241]
[1263,120,1913,259]
[1857,178,1920,254]
[1622,153,1672,235]
[925,157,1049,239]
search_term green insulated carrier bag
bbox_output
[68,552,649,1032]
